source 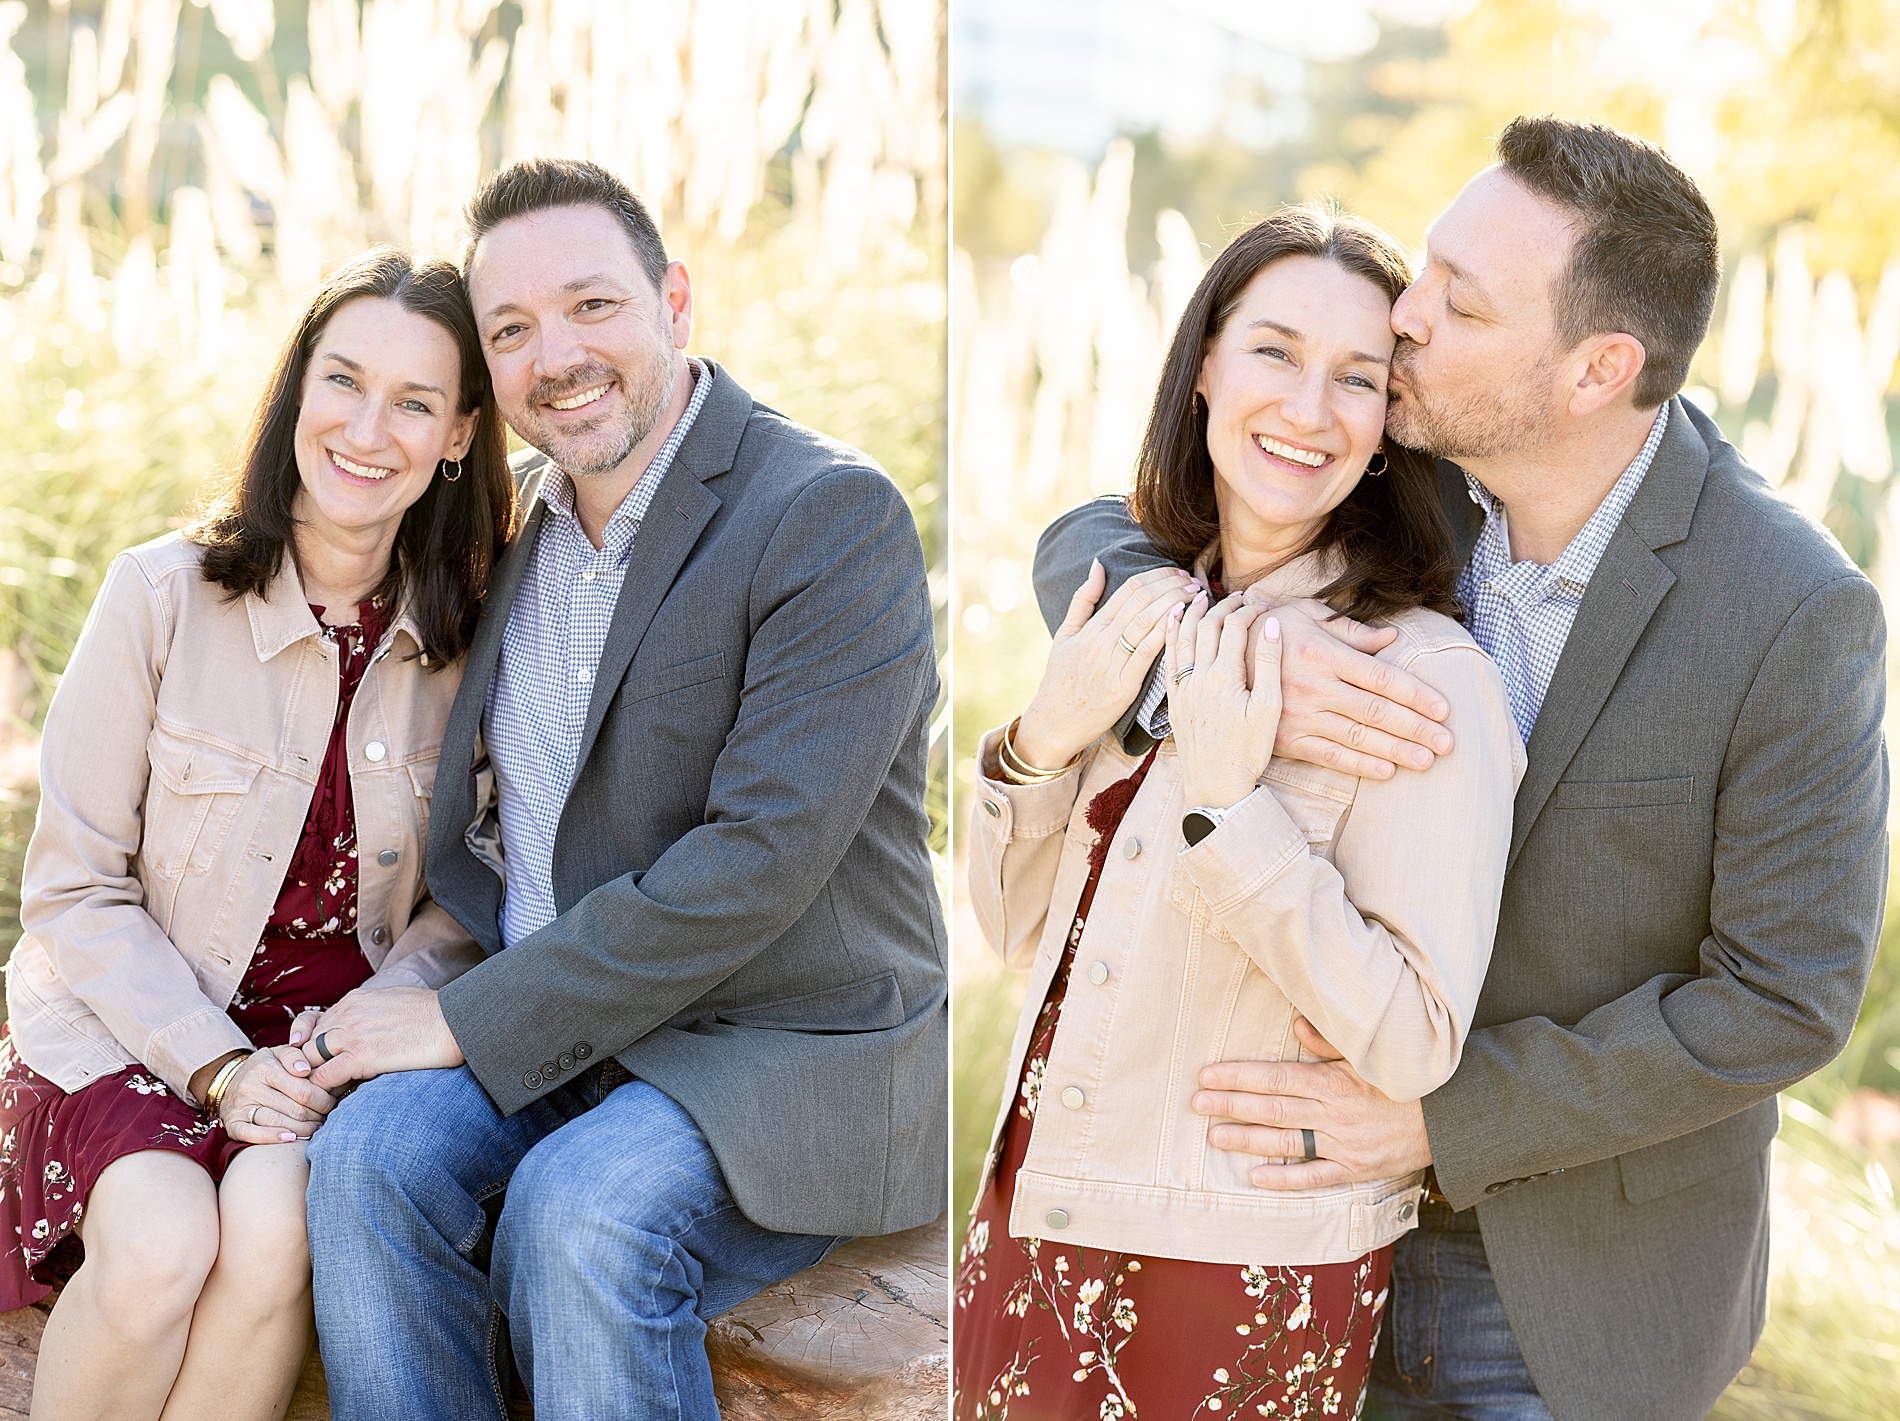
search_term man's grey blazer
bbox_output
[427,363,948,1240]
[1034,398,1889,1421]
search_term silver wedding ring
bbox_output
[247,1105,260,1127]
[314,1031,336,1062]
[1116,634,1139,656]
[1172,663,1195,683]
[1301,1128,1317,1163]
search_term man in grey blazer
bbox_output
[298,160,947,1421]
[1036,120,1887,1420]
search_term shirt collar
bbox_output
[540,358,709,553]
[1464,401,1671,592]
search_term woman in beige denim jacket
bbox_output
[955,210,1523,1418]
[5,250,513,1421]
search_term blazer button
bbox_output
[365,741,387,762]
[1045,1209,1070,1230]
[542,1060,559,1079]
[1121,836,1141,859]
[558,1053,576,1071]
[1087,961,1109,985]
[371,926,388,945]
[982,799,1001,817]
[524,1070,542,1088]
[377,849,398,867]
[574,1042,592,1059]
[1060,1086,1085,1110]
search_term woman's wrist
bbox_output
[191,1049,249,1112]
[1008,709,1082,773]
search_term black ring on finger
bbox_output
[314,1031,336,1062]
[1302,1128,1317,1163]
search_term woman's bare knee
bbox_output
[214,1142,312,1300]
[78,1151,220,1329]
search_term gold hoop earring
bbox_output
[1365,448,1387,476]
[440,457,463,483]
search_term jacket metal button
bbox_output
[371,926,388,945]
[1122,836,1141,859]
[1398,1201,1415,1221]
[1060,1086,1085,1110]
[574,1042,592,1059]
[524,1071,542,1088]
[1087,961,1109,986]
[1045,1209,1069,1230]
[365,741,387,762]
[982,799,1001,817]
[377,849,398,867]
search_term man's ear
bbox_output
[663,260,694,350]
[1565,332,1646,417]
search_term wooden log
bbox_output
[0,1216,948,1419]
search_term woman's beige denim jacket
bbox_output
[8,533,484,1101]
[968,554,1526,1266]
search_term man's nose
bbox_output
[533,319,587,380]
[1391,280,1430,344]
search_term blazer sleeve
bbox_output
[438,465,937,1114]
[1424,572,1889,1208]
[965,726,1093,970]
[1180,642,1521,1101]
[19,554,253,1096]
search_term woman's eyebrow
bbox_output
[319,352,445,397]
[1244,319,1389,367]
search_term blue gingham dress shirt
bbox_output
[1457,402,1668,741]
[484,359,712,948]
[1130,402,1670,748]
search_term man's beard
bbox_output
[516,346,677,478]
[1385,339,1561,462]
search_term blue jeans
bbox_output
[305,1063,837,1421]
[1365,1203,1555,1421]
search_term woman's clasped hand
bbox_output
[1165,591,1284,812]
[1010,561,1198,771]
[215,1043,338,1144]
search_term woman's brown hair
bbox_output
[188,247,515,665]
[1129,205,1460,624]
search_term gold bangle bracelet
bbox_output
[202,1054,245,1116]
[999,717,1083,785]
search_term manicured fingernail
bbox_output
[291,1059,310,1074]
[1264,617,1280,641]
[279,1131,297,1143]
[1170,604,1183,622]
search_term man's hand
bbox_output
[1256,597,1454,780]
[1193,1018,1433,1188]
[301,985,465,1093]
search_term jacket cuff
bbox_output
[972,726,1082,841]
[1178,785,1308,910]
[146,1008,253,1101]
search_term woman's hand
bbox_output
[1012,562,1198,769]
[1166,590,1284,811]
[219,1045,338,1144]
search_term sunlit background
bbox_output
[0,0,948,959]
[951,2,1900,1415]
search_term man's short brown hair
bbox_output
[1497,116,1721,408]
[463,158,668,287]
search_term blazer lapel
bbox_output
[1505,398,1708,869]
[569,363,752,776]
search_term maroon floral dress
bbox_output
[955,751,1392,1421]
[0,602,387,1309]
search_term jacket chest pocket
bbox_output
[142,729,263,879]
[1168,773,1350,934]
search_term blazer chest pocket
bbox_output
[1552,776,1693,810]
[143,729,263,878]
[623,650,730,705]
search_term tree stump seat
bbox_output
[0,1215,947,1419]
